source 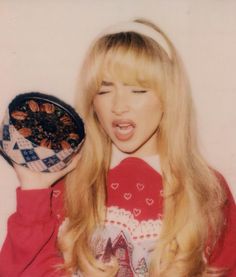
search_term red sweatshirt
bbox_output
[0,157,235,276]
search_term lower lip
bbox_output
[113,125,135,141]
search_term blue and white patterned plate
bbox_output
[0,92,85,172]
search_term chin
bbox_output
[115,142,140,155]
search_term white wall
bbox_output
[0,0,235,248]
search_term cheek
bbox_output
[93,99,103,119]
[93,102,110,130]
[140,105,163,132]
[93,97,110,116]
[139,99,163,120]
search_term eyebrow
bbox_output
[101,80,133,87]
[101,80,114,86]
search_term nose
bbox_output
[111,91,129,115]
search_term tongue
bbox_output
[117,125,132,133]
[114,125,135,141]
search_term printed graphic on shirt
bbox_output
[92,206,163,277]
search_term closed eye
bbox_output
[97,90,111,95]
[132,90,147,93]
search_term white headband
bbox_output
[100,21,172,59]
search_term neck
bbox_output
[110,144,161,173]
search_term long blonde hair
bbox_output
[59,19,227,276]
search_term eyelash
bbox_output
[132,90,147,93]
[97,89,148,95]
[97,91,110,95]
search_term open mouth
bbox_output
[112,120,136,141]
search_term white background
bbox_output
[0,0,235,248]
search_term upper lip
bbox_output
[112,119,136,127]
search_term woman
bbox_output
[0,18,235,277]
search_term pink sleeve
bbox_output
[0,181,65,277]
[208,174,236,276]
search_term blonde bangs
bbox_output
[87,32,168,95]
[104,47,162,89]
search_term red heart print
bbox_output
[53,190,61,198]
[111,183,119,190]
[136,183,144,191]
[133,208,141,217]
[146,198,154,206]
[124,193,132,200]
